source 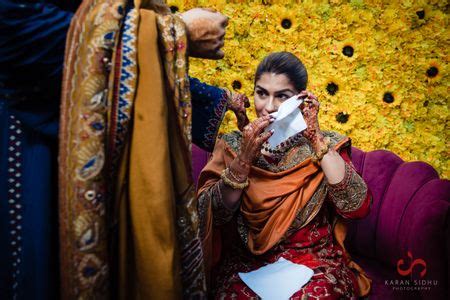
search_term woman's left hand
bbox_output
[299,91,325,151]
[226,90,250,131]
[299,91,320,138]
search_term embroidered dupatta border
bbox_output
[59,0,128,298]
[156,15,207,297]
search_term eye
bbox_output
[256,90,267,97]
[277,94,289,100]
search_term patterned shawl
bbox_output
[59,0,205,298]
[197,131,350,255]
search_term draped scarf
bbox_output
[197,131,350,255]
[59,0,205,298]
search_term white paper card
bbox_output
[265,95,307,148]
[238,257,314,300]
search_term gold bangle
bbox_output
[311,137,331,164]
[227,167,247,183]
[221,169,249,190]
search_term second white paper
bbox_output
[238,257,314,300]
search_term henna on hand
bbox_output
[225,89,250,131]
[180,8,229,59]
[299,90,324,151]
[230,115,274,178]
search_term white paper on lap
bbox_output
[238,257,314,300]
[264,95,307,149]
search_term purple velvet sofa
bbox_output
[192,144,450,299]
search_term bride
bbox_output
[197,52,372,299]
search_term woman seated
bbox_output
[197,52,372,299]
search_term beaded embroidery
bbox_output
[7,115,23,298]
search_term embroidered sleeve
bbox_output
[190,77,228,152]
[198,181,237,228]
[327,162,368,214]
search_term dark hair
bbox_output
[255,52,308,92]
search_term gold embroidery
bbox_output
[220,130,353,248]
[212,182,238,225]
[327,163,368,213]
[237,214,249,245]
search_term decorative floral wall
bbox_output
[170,0,449,178]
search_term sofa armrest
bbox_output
[348,150,450,299]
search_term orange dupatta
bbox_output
[197,132,349,256]
[197,131,371,296]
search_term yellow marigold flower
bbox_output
[227,73,247,92]
[273,6,297,34]
[425,61,443,84]
[336,40,358,62]
[321,76,344,101]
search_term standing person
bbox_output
[0,0,248,299]
[0,1,78,299]
[59,2,252,300]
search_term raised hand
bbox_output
[229,115,274,181]
[180,8,229,59]
[299,91,320,139]
[226,90,250,131]
[299,90,326,152]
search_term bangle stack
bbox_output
[311,137,331,164]
[221,168,249,190]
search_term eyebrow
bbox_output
[275,89,295,94]
[255,85,295,94]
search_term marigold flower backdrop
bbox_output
[170,0,449,178]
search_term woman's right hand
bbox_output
[230,115,274,180]
[225,89,250,132]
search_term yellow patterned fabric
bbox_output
[155,13,208,297]
[60,0,206,298]
[59,0,128,298]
